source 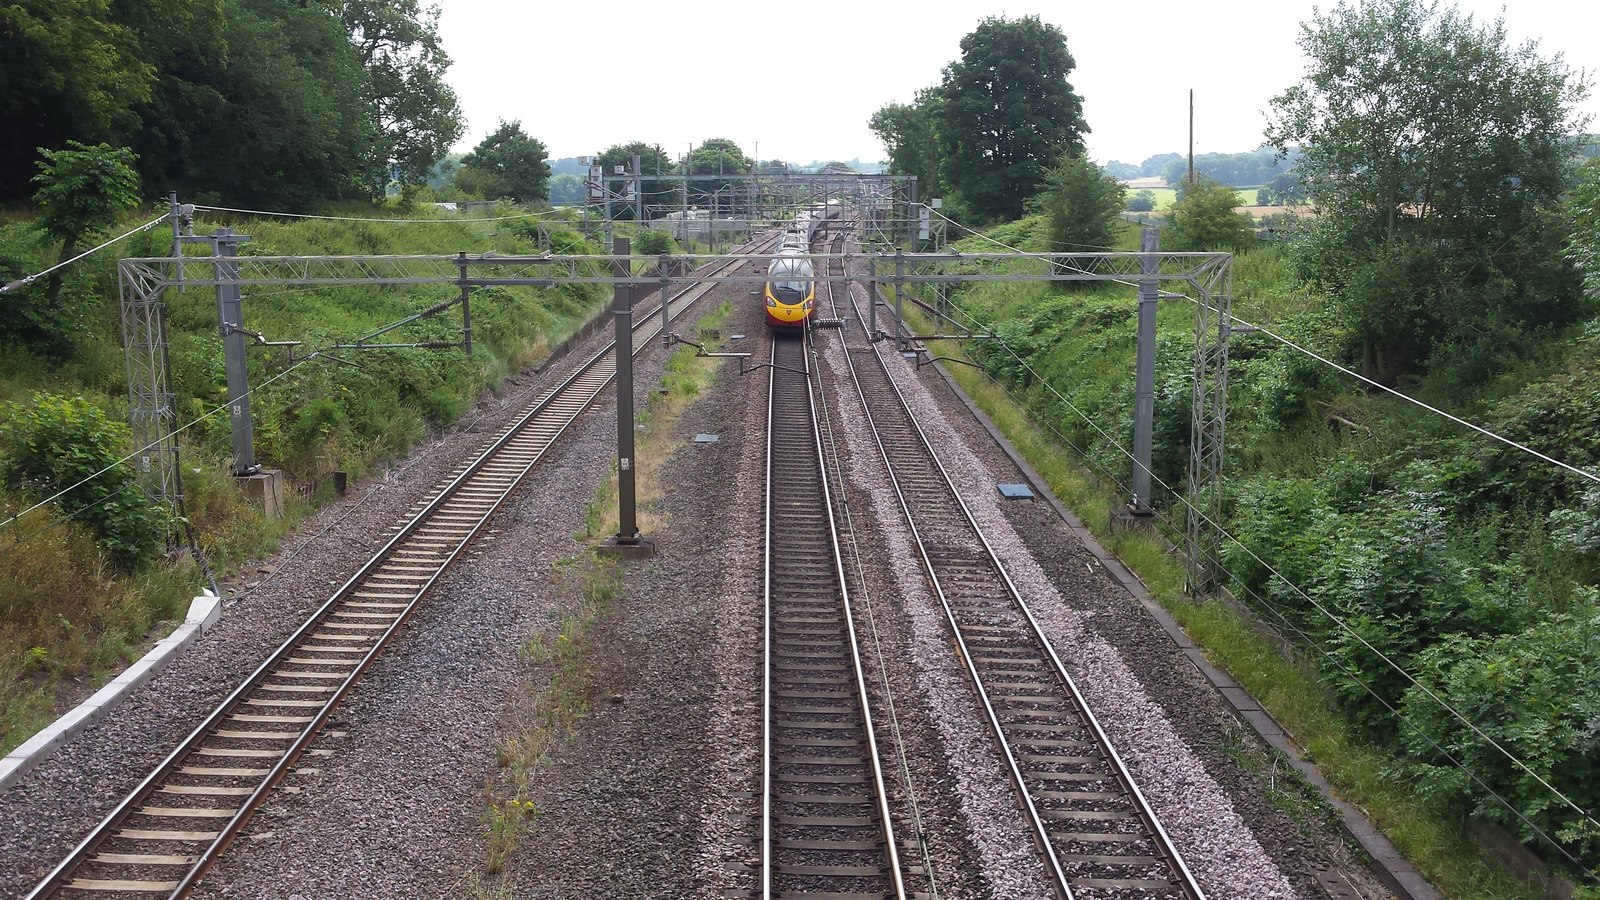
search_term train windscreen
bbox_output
[770,259,812,301]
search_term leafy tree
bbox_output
[1101,160,1140,181]
[1029,153,1125,264]
[426,152,464,189]
[0,394,167,567]
[1266,0,1589,385]
[869,88,947,199]
[597,142,676,220]
[1163,176,1251,252]
[32,142,141,260]
[455,121,549,203]
[0,1,153,203]
[1571,157,1600,306]
[547,172,585,206]
[1157,146,1301,188]
[1259,166,1308,205]
[687,138,751,175]
[1127,190,1156,213]
[339,0,464,198]
[936,15,1088,222]
[633,229,676,256]
[1138,153,1181,179]
[685,137,751,208]
[30,141,141,329]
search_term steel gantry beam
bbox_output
[118,250,1229,288]
[119,246,1232,594]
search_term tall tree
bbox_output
[685,138,752,209]
[936,15,1088,222]
[869,88,946,199]
[455,121,549,203]
[1267,0,1588,384]
[597,141,676,220]
[339,0,464,197]
[0,0,153,202]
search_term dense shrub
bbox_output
[0,394,166,567]
[1403,607,1600,863]
[633,228,677,256]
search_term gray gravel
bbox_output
[870,331,1298,898]
[0,241,1397,900]
[819,327,1057,899]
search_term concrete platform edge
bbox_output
[920,357,1439,900]
[0,590,220,795]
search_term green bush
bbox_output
[0,393,166,567]
[633,228,676,256]
[1403,605,1600,868]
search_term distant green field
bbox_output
[1128,186,1263,210]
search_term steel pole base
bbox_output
[597,533,657,558]
[1108,504,1156,537]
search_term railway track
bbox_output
[760,317,905,897]
[27,239,773,900]
[821,230,1207,900]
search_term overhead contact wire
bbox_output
[916,273,1600,840]
[816,226,941,896]
[911,209,1600,853]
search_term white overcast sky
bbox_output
[437,0,1600,168]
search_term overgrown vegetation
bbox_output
[479,552,622,879]
[883,1,1599,888]
[908,222,1564,896]
[0,206,611,754]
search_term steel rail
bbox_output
[27,237,774,899]
[822,233,1205,900]
[761,282,904,896]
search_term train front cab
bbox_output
[764,256,814,328]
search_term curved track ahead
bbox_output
[821,222,1206,900]
[29,241,773,899]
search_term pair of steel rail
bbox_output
[27,240,767,899]
[778,220,1206,900]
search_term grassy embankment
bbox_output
[472,300,734,893]
[907,216,1551,898]
[0,206,611,754]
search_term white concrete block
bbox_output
[186,590,222,632]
